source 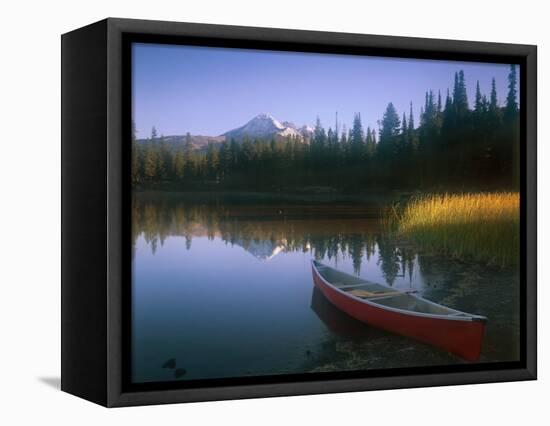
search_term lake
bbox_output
[131,192,520,384]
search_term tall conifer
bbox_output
[505,64,518,119]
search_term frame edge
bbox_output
[101,17,537,407]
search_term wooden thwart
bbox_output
[349,289,403,299]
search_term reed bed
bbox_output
[395,192,520,267]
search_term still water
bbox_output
[131,193,520,383]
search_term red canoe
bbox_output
[311,260,487,361]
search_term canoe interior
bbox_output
[373,294,459,315]
[313,261,463,317]
[312,262,389,292]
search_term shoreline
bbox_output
[132,188,414,205]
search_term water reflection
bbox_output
[131,193,520,383]
[310,287,380,338]
[132,194,418,287]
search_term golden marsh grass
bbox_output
[395,192,520,267]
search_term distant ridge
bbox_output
[136,113,314,149]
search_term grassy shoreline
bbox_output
[392,192,519,267]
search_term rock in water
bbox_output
[174,368,187,379]
[162,358,176,369]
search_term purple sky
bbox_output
[132,43,515,138]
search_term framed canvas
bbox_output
[61,18,537,407]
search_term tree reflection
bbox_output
[132,195,418,285]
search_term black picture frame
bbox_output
[61,17,537,407]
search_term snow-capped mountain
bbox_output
[136,114,313,148]
[223,113,311,141]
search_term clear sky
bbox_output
[132,43,515,138]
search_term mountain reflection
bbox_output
[132,194,419,285]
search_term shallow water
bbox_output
[131,194,520,383]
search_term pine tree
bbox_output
[380,102,401,139]
[327,127,335,153]
[253,139,265,162]
[183,132,193,177]
[378,103,401,157]
[313,117,324,143]
[401,113,408,141]
[350,113,364,159]
[474,80,483,114]
[230,138,240,168]
[452,72,459,109]
[407,102,417,152]
[485,77,502,131]
[505,64,518,119]
[481,95,489,113]
[218,141,232,179]
[143,143,158,180]
[340,128,348,146]
[158,134,172,179]
[311,117,327,167]
[490,77,498,112]
[365,126,376,158]
[442,89,453,128]
[205,142,218,179]
[173,147,185,180]
[312,117,323,145]
[269,138,277,160]
[241,136,254,167]
[400,112,409,159]
[453,70,469,116]
[284,137,295,163]
[423,94,433,124]
[458,70,469,112]
[143,125,160,181]
[408,102,415,136]
[131,120,140,184]
[422,90,437,126]
[504,64,519,187]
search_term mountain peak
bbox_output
[223,113,311,141]
[253,112,277,121]
[246,113,285,131]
